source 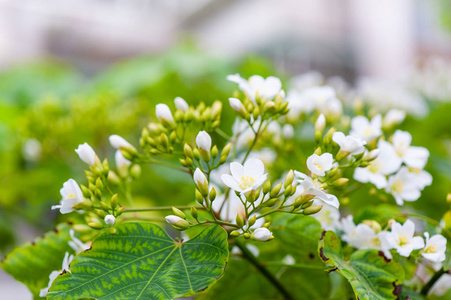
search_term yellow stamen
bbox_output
[424,245,437,253]
[239,176,255,190]
[398,235,409,246]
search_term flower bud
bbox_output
[104,214,116,226]
[193,148,201,161]
[80,184,91,198]
[195,189,204,204]
[270,183,283,198]
[263,101,276,114]
[243,233,251,239]
[229,97,244,113]
[88,221,103,230]
[219,143,232,164]
[230,231,240,237]
[165,215,183,224]
[155,103,175,127]
[335,150,350,161]
[174,97,189,111]
[364,149,380,161]
[172,207,186,219]
[284,170,294,188]
[362,220,381,233]
[447,193,451,204]
[252,228,273,242]
[184,143,193,159]
[284,185,292,198]
[209,187,217,202]
[130,164,141,179]
[193,168,209,196]
[211,101,222,120]
[265,198,278,207]
[303,205,323,215]
[211,145,219,159]
[110,194,118,209]
[236,214,245,228]
[263,181,271,194]
[315,114,326,133]
[248,215,257,227]
[190,207,198,219]
[196,131,211,161]
[332,178,349,187]
[75,143,97,166]
[107,170,121,185]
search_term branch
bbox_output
[235,240,294,300]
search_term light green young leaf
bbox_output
[0,223,73,298]
[318,231,405,300]
[48,223,228,300]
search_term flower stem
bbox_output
[122,206,204,213]
[421,268,446,296]
[235,240,294,300]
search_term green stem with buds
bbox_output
[122,206,204,213]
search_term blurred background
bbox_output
[2,0,451,298]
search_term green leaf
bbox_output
[0,223,73,297]
[48,223,228,300]
[318,231,405,300]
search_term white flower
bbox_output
[391,130,429,169]
[221,158,268,195]
[294,171,339,208]
[227,74,282,101]
[52,179,84,214]
[383,109,406,128]
[385,219,425,257]
[115,150,131,168]
[340,215,357,243]
[39,252,74,297]
[351,225,394,259]
[229,97,244,112]
[311,200,340,231]
[386,167,424,205]
[165,215,183,224]
[196,131,212,152]
[109,135,133,150]
[282,124,294,139]
[354,141,402,189]
[22,138,42,161]
[193,168,207,186]
[282,255,295,265]
[315,114,326,132]
[299,86,342,117]
[253,227,273,241]
[350,115,383,142]
[75,143,97,166]
[421,232,447,263]
[408,167,433,190]
[68,229,90,253]
[104,215,116,226]
[174,97,189,111]
[332,132,366,155]
[155,103,174,124]
[306,153,333,177]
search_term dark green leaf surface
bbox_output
[48,223,228,300]
[0,223,73,297]
[318,231,405,300]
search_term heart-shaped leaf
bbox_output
[0,223,73,298]
[48,223,228,300]
[318,231,405,300]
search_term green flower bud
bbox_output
[303,205,323,215]
[263,101,276,114]
[130,164,141,179]
[99,201,109,212]
[332,178,349,187]
[262,222,271,228]
[229,231,240,237]
[335,150,350,161]
[107,171,121,185]
[183,143,193,159]
[211,145,219,159]
[243,233,251,239]
[248,215,257,227]
[95,177,104,191]
[190,207,198,219]
[73,200,93,210]
[195,189,204,204]
[209,187,217,202]
[284,170,294,188]
[80,184,91,198]
[172,206,186,219]
[95,209,107,219]
[172,219,190,231]
[193,148,201,161]
[263,180,271,194]
[116,207,124,216]
[270,183,283,198]
[236,214,245,228]
[265,198,278,207]
[109,228,117,235]
[111,194,118,209]
[88,222,103,230]
[283,185,292,198]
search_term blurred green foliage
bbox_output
[0,44,276,253]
